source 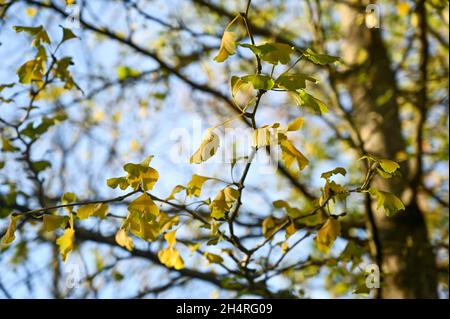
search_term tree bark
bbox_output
[339,1,438,298]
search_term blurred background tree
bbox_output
[0,0,448,299]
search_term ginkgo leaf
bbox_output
[275,73,317,91]
[186,174,210,197]
[378,159,400,174]
[61,192,76,213]
[287,117,304,131]
[204,252,224,264]
[1,214,21,245]
[321,167,347,180]
[190,130,220,164]
[116,66,141,80]
[251,123,280,148]
[165,185,185,201]
[214,31,236,62]
[77,203,108,220]
[43,214,69,232]
[56,228,75,262]
[241,74,274,90]
[158,213,180,232]
[115,228,134,251]
[273,200,302,218]
[128,193,159,217]
[369,188,405,217]
[262,216,277,239]
[291,90,328,115]
[61,26,78,43]
[240,42,294,65]
[13,25,51,46]
[285,221,296,239]
[209,187,240,219]
[315,218,340,253]
[106,177,129,190]
[164,229,177,248]
[133,167,159,191]
[280,139,309,171]
[158,247,184,270]
[231,76,252,97]
[303,48,339,65]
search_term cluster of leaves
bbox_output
[1,12,407,296]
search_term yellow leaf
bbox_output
[204,252,224,264]
[115,228,134,251]
[128,193,159,217]
[1,214,20,245]
[186,174,210,197]
[158,247,184,270]
[43,214,68,232]
[190,130,220,164]
[280,139,309,171]
[56,228,75,262]
[77,203,108,220]
[287,117,304,131]
[209,187,239,219]
[127,167,159,191]
[315,218,340,253]
[187,242,201,254]
[262,216,277,239]
[165,185,185,201]
[285,221,296,239]
[281,241,289,254]
[61,192,76,213]
[158,212,180,232]
[164,229,177,248]
[214,31,236,62]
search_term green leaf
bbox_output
[275,73,317,91]
[116,66,141,80]
[240,42,294,65]
[60,26,78,43]
[204,252,224,264]
[378,159,400,174]
[31,160,51,173]
[303,48,339,65]
[214,31,236,62]
[13,25,51,46]
[241,74,274,90]
[321,167,347,180]
[369,188,405,217]
[291,90,328,115]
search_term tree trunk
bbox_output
[339,2,438,298]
